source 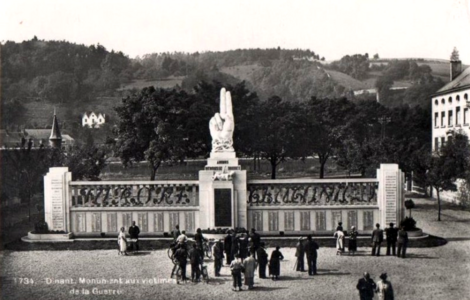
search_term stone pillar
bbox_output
[198,152,247,229]
[377,164,405,229]
[44,167,72,232]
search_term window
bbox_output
[332,211,342,230]
[441,98,445,104]
[435,99,439,105]
[91,213,101,232]
[184,212,194,233]
[169,212,179,231]
[449,97,453,104]
[457,95,461,102]
[107,213,117,232]
[441,137,446,147]
[252,212,263,231]
[448,110,453,126]
[441,111,446,127]
[465,108,469,125]
[456,107,461,125]
[465,94,468,101]
[434,112,439,127]
[122,213,132,229]
[138,213,149,232]
[434,137,439,151]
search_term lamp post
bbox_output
[378,116,391,140]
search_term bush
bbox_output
[400,217,417,231]
[34,221,49,234]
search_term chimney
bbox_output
[450,47,462,81]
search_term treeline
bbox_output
[114,81,432,181]
[375,60,444,107]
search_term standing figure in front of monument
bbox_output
[128,221,140,252]
[257,242,269,279]
[397,226,409,258]
[385,223,398,256]
[371,223,384,256]
[209,88,235,152]
[117,227,128,256]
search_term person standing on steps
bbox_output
[371,223,384,256]
[295,237,305,272]
[128,221,140,252]
[385,223,398,256]
[213,239,224,276]
[397,225,409,258]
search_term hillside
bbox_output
[1,38,458,132]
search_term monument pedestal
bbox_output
[377,164,405,229]
[198,152,247,229]
[44,167,72,232]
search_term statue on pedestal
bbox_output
[209,88,234,152]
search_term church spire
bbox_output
[49,109,62,148]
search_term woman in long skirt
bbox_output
[348,226,358,255]
[269,246,284,280]
[334,230,345,255]
[118,227,128,256]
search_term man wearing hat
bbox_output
[385,223,398,256]
[295,237,305,272]
[356,272,376,300]
[256,242,269,278]
[213,238,225,276]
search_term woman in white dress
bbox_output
[334,230,345,255]
[118,227,128,256]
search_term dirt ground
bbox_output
[1,197,469,300]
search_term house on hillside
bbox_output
[431,49,469,152]
[0,112,74,149]
[82,112,106,128]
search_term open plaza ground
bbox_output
[1,197,470,300]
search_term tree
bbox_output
[302,97,356,178]
[426,133,470,221]
[254,96,302,179]
[114,87,197,180]
[373,53,380,60]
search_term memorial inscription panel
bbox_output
[384,172,398,225]
[214,189,232,227]
[51,177,65,230]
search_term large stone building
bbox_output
[432,49,470,151]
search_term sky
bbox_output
[1,0,470,63]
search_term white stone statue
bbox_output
[209,88,234,152]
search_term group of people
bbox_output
[117,221,141,256]
[371,223,409,258]
[332,222,409,258]
[357,272,394,300]
[294,235,320,275]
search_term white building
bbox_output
[82,112,106,128]
[432,50,470,151]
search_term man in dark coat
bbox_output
[397,225,409,258]
[256,242,268,278]
[224,231,232,265]
[304,235,319,276]
[230,231,240,262]
[128,221,140,252]
[249,228,261,258]
[356,272,376,300]
[385,223,398,256]
[371,223,384,256]
[295,238,305,272]
[188,243,202,282]
[173,245,188,283]
[213,239,224,276]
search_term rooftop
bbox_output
[434,66,470,96]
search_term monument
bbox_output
[198,88,248,229]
